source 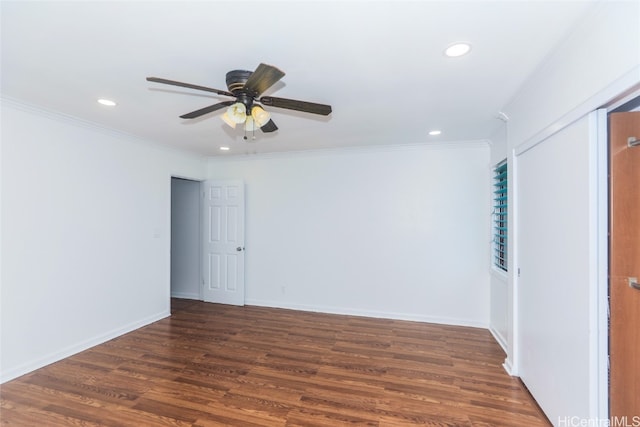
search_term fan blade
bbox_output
[146,77,234,97]
[180,101,235,119]
[260,119,278,133]
[259,96,332,116]
[243,64,285,96]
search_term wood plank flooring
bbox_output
[1,299,550,426]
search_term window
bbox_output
[493,161,508,271]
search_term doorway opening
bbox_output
[170,177,202,300]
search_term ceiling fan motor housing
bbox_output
[226,70,253,95]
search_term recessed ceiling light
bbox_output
[444,42,471,57]
[97,98,117,106]
[429,130,442,136]
[219,146,230,151]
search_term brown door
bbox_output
[609,111,640,418]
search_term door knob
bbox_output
[236,246,244,252]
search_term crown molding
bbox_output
[208,138,490,163]
[1,96,206,159]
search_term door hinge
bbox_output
[517,267,521,277]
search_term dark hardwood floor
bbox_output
[1,299,550,426]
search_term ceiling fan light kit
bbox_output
[146,63,332,141]
[251,105,270,127]
[221,111,238,129]
[225,102,247,124]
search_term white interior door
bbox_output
[201,180,245,306]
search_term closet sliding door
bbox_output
[515,110,607,422]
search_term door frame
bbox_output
[169,177,247,305]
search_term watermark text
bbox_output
[558,416,640,427]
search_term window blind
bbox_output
[493,161,508,271]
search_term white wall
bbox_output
[170,178,201,300]
[505,1,640,147]
[208,143,491,327]
[489,0,640,422]
[0,100,206,382]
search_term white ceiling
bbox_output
[1,1,598,157]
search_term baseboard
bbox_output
[244,298,489,329]
[0,310,170,384]
[489,326,508,354]
[503,358,517,376]
[170,292,200,300]
[489,327,517,377]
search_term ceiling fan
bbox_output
[146,63,332,138]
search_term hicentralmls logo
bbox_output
[558,416,640,427]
